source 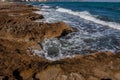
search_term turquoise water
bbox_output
[28,2,120,60]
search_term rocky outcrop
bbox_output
[0,2,73,50]
[0,2,120,80]
[0,15,72,42]
[31,52,120,80]
[1,46,120,80]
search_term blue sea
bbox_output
[28,2,120,60]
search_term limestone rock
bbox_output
[68,73,85,80]
[20,69,34,80]
[114,73,120,80]
[88,76,98,80]
[36,66,62,80]
[56,75,68,80]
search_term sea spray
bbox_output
[56,8,120,30]
[32,2,120,60]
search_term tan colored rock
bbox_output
[93,68,110,78]
[56,75,68,80]
[20,69,34,80]
[68,73,85,80]
[0,14,72,43]
[0,2,120,80]
[43,22,73,39]
[114,73,120,80]
[36,66,62,80]
[88,76,98,80]
[0,76,4,80]
[56,73,85,80]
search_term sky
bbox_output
[83,0,120,2]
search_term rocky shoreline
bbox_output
[0,2,120,80]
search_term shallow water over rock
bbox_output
[33,3,120,60]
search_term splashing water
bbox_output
[32,2,120,60]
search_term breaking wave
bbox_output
[31,3,120,60]
[56,8,120,30]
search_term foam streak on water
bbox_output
[33,4,120,60]
[56,8,120,30]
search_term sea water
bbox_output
[28,2,120,60]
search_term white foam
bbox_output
[56,8,120,30]
[32,48,74,61]
[32,38,74,61]
[32,7,120,60]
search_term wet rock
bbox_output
[47,46,60,57]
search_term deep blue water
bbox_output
[29,2,120,23]
[27,2,120,60]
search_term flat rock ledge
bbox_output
[0,2,120,80]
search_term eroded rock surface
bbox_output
[0,2,120,80]
[0,2,73,50]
